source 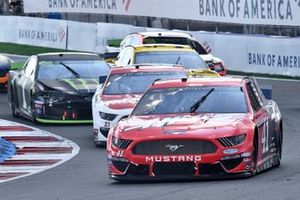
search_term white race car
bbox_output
[92,65,187,146]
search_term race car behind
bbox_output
[92,65,187,146]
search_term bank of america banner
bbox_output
[23,0,300,26]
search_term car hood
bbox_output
[39,79,99,95]
[117,113,253,138]
[101,94,142,110]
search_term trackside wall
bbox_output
[1,16,300,77]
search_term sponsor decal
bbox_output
[18,27,66,43]
[48,0,117,10]
[199,0,298,21]
[163,130,186,135]
[145,155,202,162]
[223,148,238,155]
[248,52,300,69]
[165,144,184,152]
[58,28,66,42]
[124,115,210,132]
[122,0,131,11]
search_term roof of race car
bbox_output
[37,52,102,61]
[151,77,245,89]
[130,44,195,53]
[130,31,193,39]
[110,65,186,75]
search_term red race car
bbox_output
[107,77,282,181]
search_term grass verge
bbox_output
[0,42,71,56]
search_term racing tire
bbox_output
[31,100,37,123]
[252,132,259,175]
[10,88,18,117]
[94,140,106,148]
[274,129,283,168]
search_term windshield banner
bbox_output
[23,0,300,26]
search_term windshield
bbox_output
[143,37,190,45]
[134,51,207,69]
[37,60,110,80]
[132,86,247,115]
[103,71,186,95]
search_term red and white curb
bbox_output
[0,119,80,183]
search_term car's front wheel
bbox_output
[251,132,259,175]
[274,129,283,167]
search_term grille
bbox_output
[127,164,149,176]
[112,160,129,173]
[221,158,243,170]
[44,101,92,120]
[153,162,195,176]
[198,163,226,175]
[132,140,217,155]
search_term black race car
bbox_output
[8,52,110,124]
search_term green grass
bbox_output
[0,42,70,56]
[107,39,122,47]
[11,62,25,70]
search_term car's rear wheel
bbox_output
[31,100,37,123]
[274,129,282,167]
[10,88,18,117]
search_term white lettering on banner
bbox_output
[248,53,300,69]
[199,0,293,20]
[23,0,300,26]
[48,0,117,10]
[18,28,66,43]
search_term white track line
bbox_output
[0,119,80,184]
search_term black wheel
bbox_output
[31,100,37,123]
[94,140,106,148]
[274,129,282,167]
[252,133,259,175]
[10,88,18,117]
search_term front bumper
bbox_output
[107,138,254,181]
[92,102,131,143]
[0,73,8,91]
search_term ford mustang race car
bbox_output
[115,44,219,77]
[8,52,110,123]
[107,77,282,180]
[117,31,227,76]
[0,55,11,92]
[92,65,187,146]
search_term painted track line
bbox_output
[0,119,80,183]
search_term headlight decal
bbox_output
[112,136,132,149]
[218,134,246,147]
[99,111,118,121]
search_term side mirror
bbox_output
[99,76,107,84]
